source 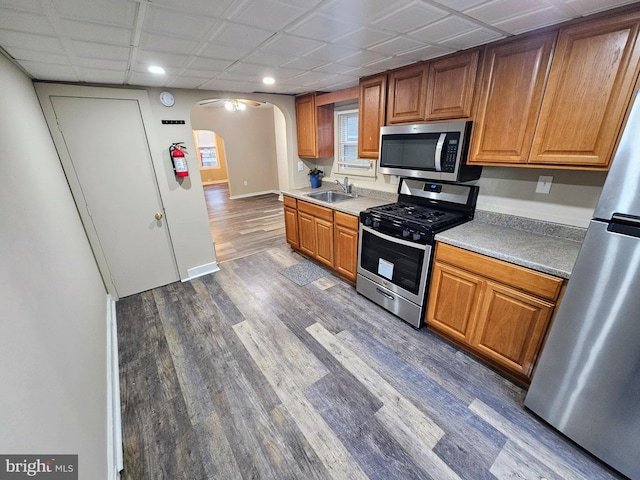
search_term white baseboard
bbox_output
[183,261,220,282]
[106,295,123,480]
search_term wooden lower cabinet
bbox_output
[283,196,299,248]
[283,197,359,283]
[426,242,563,383]
[333,211,359,283]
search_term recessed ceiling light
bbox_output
[263,76,275,85]
[148,65,165,75]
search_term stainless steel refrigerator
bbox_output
[525,91,640,480]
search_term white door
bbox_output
[51,96,179,297]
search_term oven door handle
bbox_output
[376,288,395,300]
[434,133,446,172]
[361,225,428,251]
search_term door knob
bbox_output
[155,212,163,220]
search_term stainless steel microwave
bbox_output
[378,121,481,183]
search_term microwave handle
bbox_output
[435,133,446,172]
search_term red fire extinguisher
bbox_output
[169,142,189,177]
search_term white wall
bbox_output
[191,104,279,196]
[0,55,108,477]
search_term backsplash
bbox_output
[475,210,586,242]
[352,186,398,202]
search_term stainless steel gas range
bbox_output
[356,178,478,328]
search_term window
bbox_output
[336,109,375,177]
[199,147,218,168]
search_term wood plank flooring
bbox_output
[203,183,285,263]
[117,242,625,479]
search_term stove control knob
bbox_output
[364,217,372,227]
[373,220,380,229]
[412,232,421,241]
[402,228,410,238]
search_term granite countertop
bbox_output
[435,211,585,279]
[282,185,395,216]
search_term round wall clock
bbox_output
[159,91,175,107]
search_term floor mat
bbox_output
[278,260,330,286]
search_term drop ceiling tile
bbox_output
[61,19,132,45]
[0,31,63,52]
[51,0,136,26]
[0,9,56,35]
[168,76,208,89]
[199,42,252,61]
[493,6,571,34]
[140,32,199,55]
[257,33,325,57]
[362,55,415,71]
[281,54,327,70]
[216,70,259,82]
[409,15,480,43]
[81,68,127,84]
[187,56,235,71]
[317,0,408,24]
[150,0,236,18]
[143,6,213,39]
[226,0,307,30]
[564,0,638,16]
[289,70,339,84]
[306,43,361,63]
[226,61,277,77]
[0,0,42,13]
[371,2,449,33]
[368,36,430,56]
[19,60,80,81]
[198,77,252,92]
[76,57,128,71]
[242,50,293,67]
[332,28,395,49]
[179,68,218,79]
[209,22,274,49]
[313,63,358,74]
[286,13,358,42]
[338,49,390,67]
[431,0,495,10]
[136,50,190,69]
[399,44,456,61]
[128,71,172,87]
[70,41,130,60]
[465,0,548,24]
[438,27,504,49]
[5,48,70,65]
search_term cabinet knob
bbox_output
[155,212,163,220]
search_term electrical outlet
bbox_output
[536,175,553,194]
[297,161,304,172]
[244,180,248,186]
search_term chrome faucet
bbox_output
[336,176,350,193]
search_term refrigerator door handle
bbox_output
[612,213,640,226]
[608,220,640,238]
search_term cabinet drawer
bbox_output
[435,243,562,301]
[283,195,297,209]
[298,200,333,222]
[334,211,359,230]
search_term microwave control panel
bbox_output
[442,135,460,172]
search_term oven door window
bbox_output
[360,230,424,295]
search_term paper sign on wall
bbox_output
[378,258,394,280]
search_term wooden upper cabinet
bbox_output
[386,63,428,124]
[469,32,557,164]
[295,93,333,158]
[358,74,387,159]
[529,11,640,168]
[425,49,480,121]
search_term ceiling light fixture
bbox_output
[224,100,246,111]
[148,65,165,74]
[263,76,275,85]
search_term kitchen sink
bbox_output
[305,190,358,203]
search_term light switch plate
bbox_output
[297,161,304,172]
[536,175,553,194]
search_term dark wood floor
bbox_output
[117,211,624,479]
[203,183,285,263]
